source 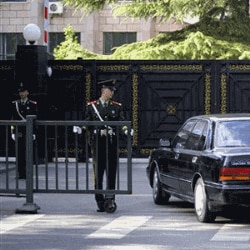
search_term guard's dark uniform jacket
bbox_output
[84,99,127,208]
[11,99,38,179]
[85,99,127,132]
[11,99,37,121]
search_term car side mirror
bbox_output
[159,138,171,147]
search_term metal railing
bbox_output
[0,116,132,212]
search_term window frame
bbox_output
[103,32,137,55]
[0,0,27,2]
[0,33,25,60]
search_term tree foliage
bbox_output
[63,0,249,22]
[54,25,100,59]
[57,0,250,60]
[62,0,117,15]
[111,31,250,60]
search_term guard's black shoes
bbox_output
[18,176,26,180]
[96,201,105,212]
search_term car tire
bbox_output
[194,178,216,223]
[153,167,170,205]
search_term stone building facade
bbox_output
[0,0,184,58]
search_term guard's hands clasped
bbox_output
[11,134,15,141]
[100,128,113,136]
[73,126,82,134]
[11,134,36,140]
[124,129,134,136]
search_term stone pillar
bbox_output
[15,45,48,93]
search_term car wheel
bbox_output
[194,178,216,223]
[153,167,170,205]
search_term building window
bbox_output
[0,0,27,2]
[0,33,25,60]
[0,32,81,60]
[103,32,137,54]
[49,32,81,57]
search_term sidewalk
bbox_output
[0,158,16,174]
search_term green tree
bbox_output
[54,24,100,59]
[57,0,250,59]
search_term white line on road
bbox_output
[86,216,152,239]
[0,214,44,234]
[211,224,250,241]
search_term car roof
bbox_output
[188,113,250,122]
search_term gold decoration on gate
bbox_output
[220,73,227,114]
[166,105,176,115]
[132,73,139,146]
[204,73,211,115]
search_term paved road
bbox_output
[1,161,250,250]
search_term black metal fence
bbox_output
[0,116,132,213]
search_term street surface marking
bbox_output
[86,216,152,239]
[87,245,167,250]
[211,224,250,241]
[0,214,44,234]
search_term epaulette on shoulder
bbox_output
[87,100,97,105]
[30,100,37,104]
[112,101,122,106]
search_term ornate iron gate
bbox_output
[1,60,250,157]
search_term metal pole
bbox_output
[16,115,40,213]
[44,0,50,53]
[127,123,132,194]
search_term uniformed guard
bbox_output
[11,83,38,179]
[73,79,132,212]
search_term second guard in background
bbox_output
[11,83,38,179]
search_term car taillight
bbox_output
[219,167,250,181]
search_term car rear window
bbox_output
[216,120,250,147]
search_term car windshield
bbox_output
[216,120,250,147]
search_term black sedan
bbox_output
[146,113,250,223]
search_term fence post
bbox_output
[16,115,40,213]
